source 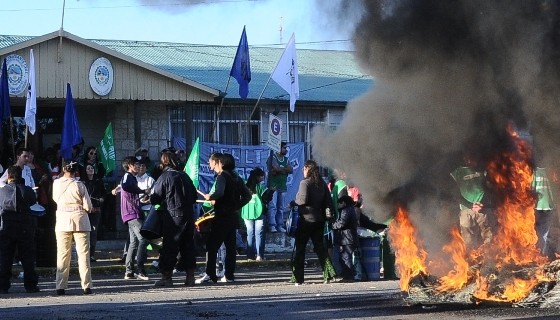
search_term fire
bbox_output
[392,125,550,303]
[436,227,469,293]
[472,125,548,302]
[388,205,427,292]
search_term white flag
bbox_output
[271,33,299,112]
[25,49,37,135]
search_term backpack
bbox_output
[233,175,252,210]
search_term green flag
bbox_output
[98,122,116,175]
[185,137,200,188]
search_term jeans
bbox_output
[244,217,265,259]
[267,190,286,229]
[125,219,149,273]
[535,210,554,255]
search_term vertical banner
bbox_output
[198,142,305,208]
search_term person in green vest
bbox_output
[450,155,494,250]
[266,142,293,233]
[241,167,273,261]
[532,167,556,257]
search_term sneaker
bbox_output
[83,288,92,295]
[154,278,173,287]
[25,286,40,293]
[277,226,287,233]
[124,272,135,280]
[136,272,149,281]
[219,276,234,283]
[195,274,217,284]
[269,227,278,233]
[56,289,65,296]
[255,256,263,261]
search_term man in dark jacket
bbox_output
[0,166,39,294]
[331,195,358,282]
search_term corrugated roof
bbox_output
[0,34,373,103]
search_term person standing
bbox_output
[532,167,555,257]
[289,160,337,285]
[150,151,197,286]
[120,156,150,281]
[0,148,35,188]
[267,142,293,233]
[331,195,358,282]
[197,153,251,283]
[52,161,93,295]
[83,164,106,262]
[242,167,272,261]
[0,166,39,294]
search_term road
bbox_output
[1,265,560,320]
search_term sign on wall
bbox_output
[5,54,28,95]
[89,57,114,96]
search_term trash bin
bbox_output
[359,236,381,281]
[36,227,57,267]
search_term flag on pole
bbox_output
[0,58,11,131]
[271,33,299,112]
[185,137,200,188]
[25,49,37,135]
[60,83,83,160]
[98,122,116,175]
[230,26,251,99]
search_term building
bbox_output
[0,30,372,238]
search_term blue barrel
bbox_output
[359,237,381,280]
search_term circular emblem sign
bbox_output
[89,57,113,96]
[6,54,28,95]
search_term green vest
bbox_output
[450,166,485,206]
[533,167,555,210]
[268,154,289,192]
[241,183,266,220]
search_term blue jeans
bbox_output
[267,190,286,229]
[244,217,265,259]
[125,219,149,274]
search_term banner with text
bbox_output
[199,142,305,209]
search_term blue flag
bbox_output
[61,83,83,160]
[0,59,11,130]
[229,26,251,99]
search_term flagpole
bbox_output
[237,75,273,145]
[210,77,231,143]
[24,127,28,148]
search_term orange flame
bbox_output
[388,205,427,292]
[472,125,548,302]
[436,227,469,292]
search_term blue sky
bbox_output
[0,0,357,50]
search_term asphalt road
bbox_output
[1,265,560,320]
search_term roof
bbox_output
[0,31,373,103]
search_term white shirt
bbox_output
[0,164,36,188]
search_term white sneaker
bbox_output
[135,272,149,281]
[220,276,234,283]
[256,256,263,261]
[195,274,216,284]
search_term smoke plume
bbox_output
[312,0,560,237]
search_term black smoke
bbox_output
[312,0,560,237]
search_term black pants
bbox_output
[338,244,356,280]
[159,213,195,274]
[292,220,336,284]
[205,219,237,280]
[0,228,38,291]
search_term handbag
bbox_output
[140,206,163,240]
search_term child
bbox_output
[331,195,359,282]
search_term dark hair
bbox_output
[304,160,323,187]
[16,147,30,157]
[85,146,97,156]
[246,167,265,193]
[281,142,287,148]
[220,153,236,171]
[122,156,137,171]
[209,152,223,162]
[62,160,79,173]
[159,151,179,170]
[337,195,355,207]
[7,165,22,183]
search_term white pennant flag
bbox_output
[25,49,37,135]
[271,33,299,112]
